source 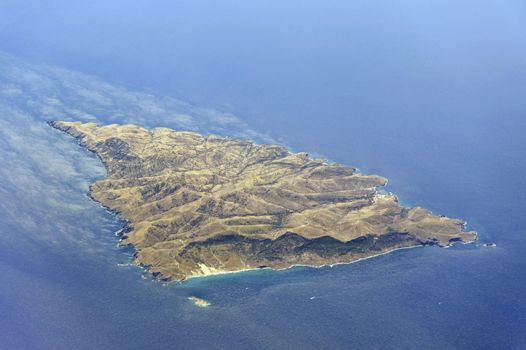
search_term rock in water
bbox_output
[188,296,211,308]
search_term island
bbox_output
[49,121,477,281]
[188,296,211,308]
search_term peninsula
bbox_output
[50,121,476,281]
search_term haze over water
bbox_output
[0,1,525,349]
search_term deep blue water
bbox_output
[0,1,525,349]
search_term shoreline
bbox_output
[181,244,425,282]
[49,120,477,284]
[180,237,480,283]
[174,237,477,283]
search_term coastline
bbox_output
[180,244,425,282]
[180,237,479,282]
[49,120,477,283]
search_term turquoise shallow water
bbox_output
[1,2,526,349]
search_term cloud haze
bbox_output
[0,53,272,259]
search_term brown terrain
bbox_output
[50,121,476,281]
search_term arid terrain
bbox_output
[51,121,476,281]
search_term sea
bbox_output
[0,1,525,349]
